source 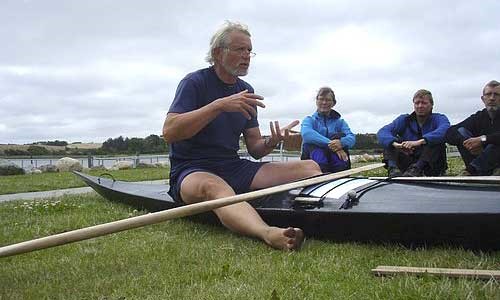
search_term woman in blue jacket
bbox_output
[301,87,356,172]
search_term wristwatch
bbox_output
[480,135,487,143]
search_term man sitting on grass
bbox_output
[162,21,321,251]
[445,80,500,175]
[377,89,450,177]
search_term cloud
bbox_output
[1,0,499,144]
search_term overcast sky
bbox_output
[1,0,499,144]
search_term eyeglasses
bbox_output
[224,47,256,58]
[483,92,500,98]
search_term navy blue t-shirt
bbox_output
[167,67,259,162]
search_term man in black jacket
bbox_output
[446,80,500,175]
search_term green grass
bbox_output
[0,167,169,195]
[0,193,499,299]
[0,156,498,299]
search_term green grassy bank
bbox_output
[1,157,499,299]
[1,192,499,299]
[0,167,169,195]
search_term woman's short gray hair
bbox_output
[205,21,251,65]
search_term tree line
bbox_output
[352,133,382,151]
[100,135,168,154]
[2,133,381,157]
[2,135,169,156]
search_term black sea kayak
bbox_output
[74,171,500,250]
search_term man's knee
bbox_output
[300,159,322,175]
[198,177,227,198]
[181,174,233,203]
[457,127,473,139]
[480,144,500,167]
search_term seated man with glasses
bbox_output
[300,87,355,173]
[162,21,321,251]
[377,89,450,177]
[446,80,500,175]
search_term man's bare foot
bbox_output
[264,227,305,251]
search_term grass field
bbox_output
[0,143,101,151]
[1,195,499,299]
[0,167,169,195]
[1,157,499,299]
[0,144,67,152]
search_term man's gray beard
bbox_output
[222,62,248,77]
[228,67,248,77]
[487,106,498,119]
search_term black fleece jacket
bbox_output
[446,108,500,146]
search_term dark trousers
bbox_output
[383,143,447,176]
[301,144,351,173]
[456,128,500,175]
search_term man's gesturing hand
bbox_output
[214,89,265,120]
[266,120,300,148]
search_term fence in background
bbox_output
[5,151,300,171]
[4,145,460,171]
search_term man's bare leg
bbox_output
[250,159,321,190]
[180,172,305,250]
[249,159,321,249]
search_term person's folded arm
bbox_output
[301,117,331,147]
[422,114,450,145]
[377,115,407,149]
[339,119,356,149]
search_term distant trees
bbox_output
[101,134,168,154]
[352,133,381,150]
[144,134,168,153]
[35,140,68,146]
[4,133,382,156]
[2,135,169,157]
[101,136,128,153]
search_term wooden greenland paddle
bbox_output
[372,265,500,280]
[0,163,384,258]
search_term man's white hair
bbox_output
[205,21,251,65]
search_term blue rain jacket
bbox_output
[377,112,450,148]
[301,110,355,149]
